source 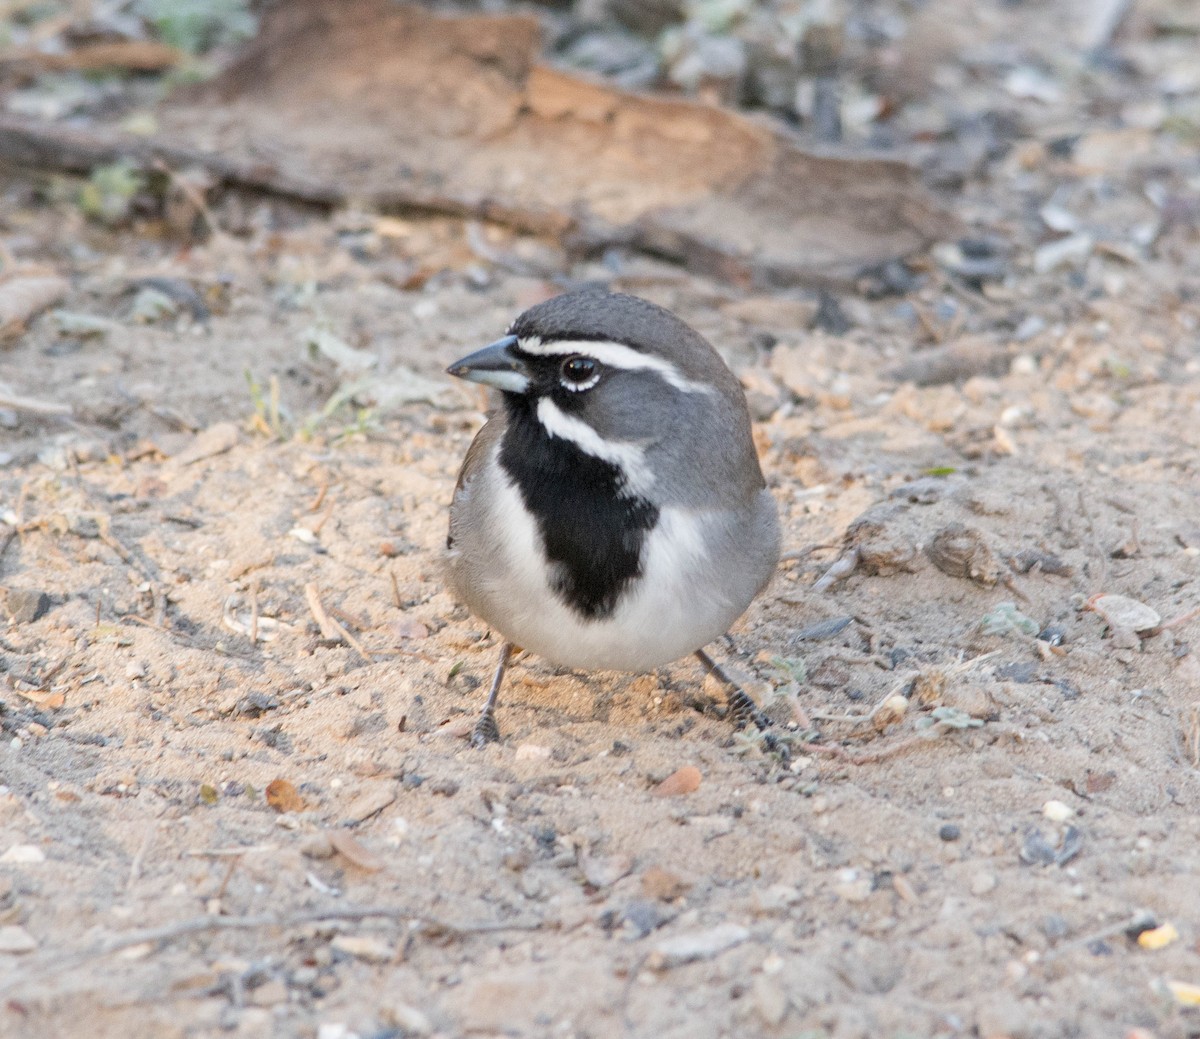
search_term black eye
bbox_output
[560,355,597,387]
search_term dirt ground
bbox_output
[3,4,1200,1039]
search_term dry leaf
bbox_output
[327,829,385,872]
[0,275,69,338]
[641,867,691,902]
[12,688,65,710]
[265,778,305,813]
[651,765,702,797]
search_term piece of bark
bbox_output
[0,1,949,289]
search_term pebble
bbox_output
[342,782,397,824]
[1088,594,1160,634]
[753,974,789,1026]
[641,867,690,902]
[249,978,289,1006]
[0,588,50,623]
[0,844,45,864]
[580,852,633,889]
[647,923,750,969]
[834,869,873,903]
[383,1003,433,1036]
[650,766,702,798]
[751,884,801,916]
[0,925,37,953]
[938,823,961,842]
[1033,233,1094,274]
[1042,799,1074,823]
[970,871,998,896]
[330,934,394,963]
[514,742,551,763]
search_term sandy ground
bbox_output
[2,21,1200,1031]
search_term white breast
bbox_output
[461,462,756,672]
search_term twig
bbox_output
[811,673,914,727]
[1039,910,1156,964]
[183,845,278,858]
[126,825,156,892]
[813,548,859,592]
[0,387,72,416]
[1076,489,1108,591]
[0,905,547,996]
[304,582,370,657]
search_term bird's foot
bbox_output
[726,690,794,763]
[726,688,772,732]
[470,709,501,748]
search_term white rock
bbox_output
[1033,234,1094,274]
[1042,799,1074,823]
[0,844,45,864]
[648,923,750,969]
[330,934,394,963]
[384,1003,433,1035]
[514,742,551,763]
[0,925,37,953]
[1089,594,1161,634]
[753,974,789,1026]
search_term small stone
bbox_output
[641,867,690,902]
[171,421,238,467]
[650,765,702,797]
[299,833,335,860]
[751,884,801,916]
[1041,914,1070,941]
[648,923,750,969]
[383,1003,433,1036]
[0,844,45,864]
[580,852,633,889]
[342,782,397,824]
[753,974,789,1026]
[250,978,289,1006]
[1,588,50,624]
[514,742,551,763]
[428,778,460,797]
[1033,233,1093,274]
[970,871,998,896]
[1042,799,1074,823]
[1088,594,1160,634]
[620,900,668,939]
[330,934,394,963]
[938,823,961,842]
[0,925,36,953]
[833,868,873,903]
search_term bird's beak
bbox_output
[446,335,530,394]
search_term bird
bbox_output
[444,289,781,747]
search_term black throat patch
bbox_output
[499,400,658,620]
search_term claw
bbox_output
[470,709,500,748]
[726,688,772,732]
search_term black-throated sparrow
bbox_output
[445,290,781,746]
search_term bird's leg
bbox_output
[471,641,513,748]
[694,648,773,732]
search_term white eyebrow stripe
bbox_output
[516,337,714,395]
[534,397,656,497]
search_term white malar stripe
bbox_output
[535,397,655,496]
[517,337,714,395]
